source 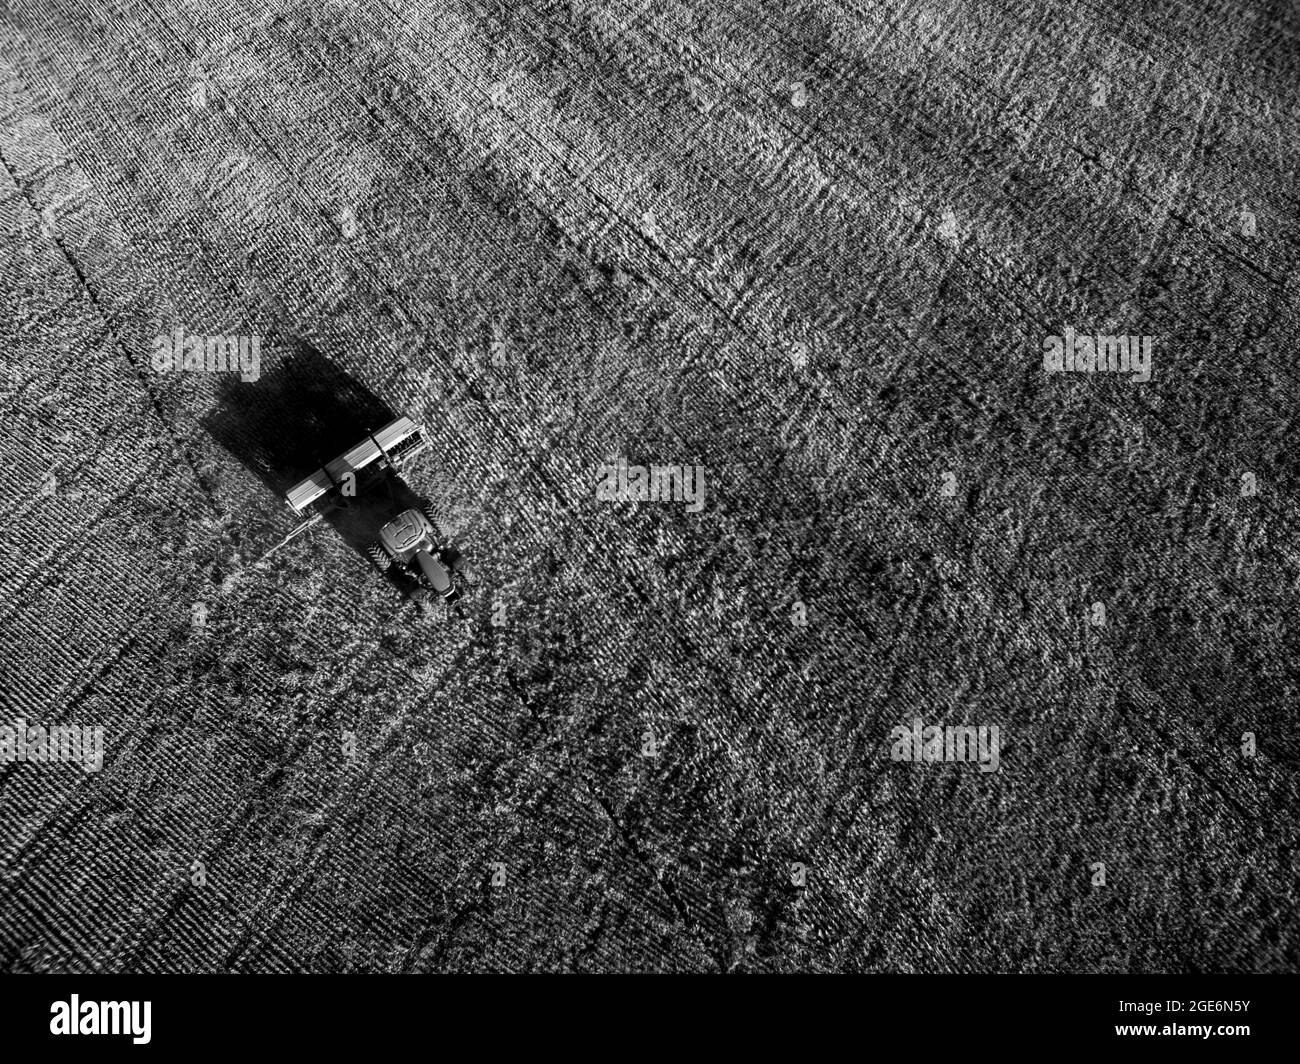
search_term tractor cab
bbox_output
[379,508,436,565]
[374,507,457,600]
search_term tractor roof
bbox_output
[380,508,433,555]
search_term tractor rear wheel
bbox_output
[367,543,392,571]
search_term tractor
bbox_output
[283,416,464,602]
[367,505,459,601]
